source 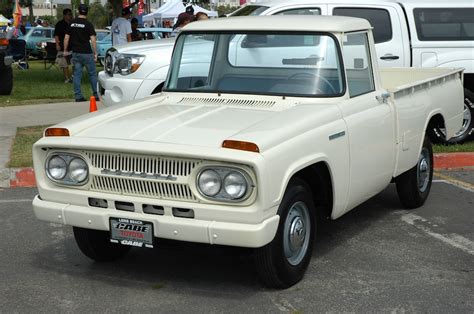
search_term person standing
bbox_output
[170,12,193,38]
[63,4,99,102]
[111,7,132,46]
[130,17,142,41]
[54,8,73,83]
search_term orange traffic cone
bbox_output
[89,96,97,112]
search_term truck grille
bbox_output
[83,151,201,202]
[90,176,196,201]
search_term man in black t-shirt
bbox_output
[63,4,99,102]
[54,8,72,83]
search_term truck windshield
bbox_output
[165,32,344,97]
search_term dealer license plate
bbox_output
[110,218,154,248]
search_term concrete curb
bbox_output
[1,152,473,188]
[433,152,474,170]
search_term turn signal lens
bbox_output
[222,140,259,153]
[45,128,70,137]
[0,38,8,46]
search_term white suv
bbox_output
[98,38,175,105]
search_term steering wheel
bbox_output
[288,72,337,94]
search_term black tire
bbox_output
[395,136,433,209]
[432,89,474,144]
[73,226,131,262]
[0,66,13,95]
[254,178,316,289]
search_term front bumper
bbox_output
[98,71,143,106]
[33,195,279,248]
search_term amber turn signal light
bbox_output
[222,140,260,153]
[45,128,70,137]
[0,38,9,46]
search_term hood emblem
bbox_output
[101,169,178,181]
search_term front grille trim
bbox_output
[82,151,201,202]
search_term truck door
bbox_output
[337,31,395,211]
[331,5,409,67]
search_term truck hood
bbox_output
[64,94,342,152]
[114,38,176,54]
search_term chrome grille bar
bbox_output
[83,151,200,202]
[84,151,199,177]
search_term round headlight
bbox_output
[198,170,221,197]
[47,156,67,180]
[224,172,247,199]
[69,158,88,183]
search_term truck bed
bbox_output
[380,67,463,94]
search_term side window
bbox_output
[413,8,474,41]
[32,30,42,37]
[275,8,321,16]
[333,7,392,44]
[175,35,216,89]
[342,32,375,97]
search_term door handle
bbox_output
[380,54,400,60]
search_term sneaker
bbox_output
[94,94,100,101]
[75,97,86,102]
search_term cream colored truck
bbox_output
[32,16,464,288]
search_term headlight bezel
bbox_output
[114,53,146,76]
[45,153,89,186]
[196,166,254,203]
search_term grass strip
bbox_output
[8,125,50,168]
[433,142,474,153]
[0,60,102,107]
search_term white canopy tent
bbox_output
[0,15,10,26]
[143,0,217,26]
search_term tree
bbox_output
[19,0,34,22]
[0,0,13,18]
[88,0,108,28]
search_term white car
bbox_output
[98,0,474,143]
[33,16,463,288]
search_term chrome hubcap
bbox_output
[283,201,310,266]
[417,148,431,193]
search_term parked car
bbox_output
[99,0,474,143]
[32,16,464,288]
[0,32,13,95]
[97,28,172,66]
[18,27,54,58]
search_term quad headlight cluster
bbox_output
[45,154,89,185]
[197,167,253,202]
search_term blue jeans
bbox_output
[72,52,98,100]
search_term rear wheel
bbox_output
[0,66,13,95]
[395,136,433,209]
[254,178,316,288]
[73,227,131,262]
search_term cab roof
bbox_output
[183,15,371,33]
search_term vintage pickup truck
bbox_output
[33,16,464,288]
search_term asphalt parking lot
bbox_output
[0,171,473,312]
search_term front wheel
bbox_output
[254,178,316,289]
[73,227,131,262]
[395,135,433,209]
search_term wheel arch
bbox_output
[426,112,446,143]
[285,161,334,221]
